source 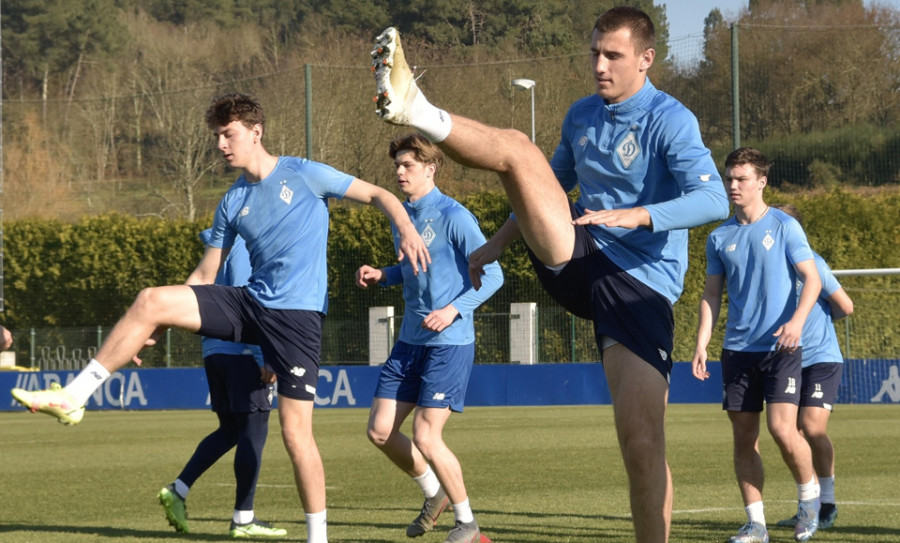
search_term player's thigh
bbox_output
[799,406,831,436]
[603,343,668,446]
[136,284,202,330]
[368,396,415,437]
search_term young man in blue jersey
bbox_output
[370,7,728,542]
[157,230,285,539]
[691,148,823,543]
[770,204,854,532]
[12,93,430,543]
[356,133,503,543]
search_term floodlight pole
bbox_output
[511,78,536,143]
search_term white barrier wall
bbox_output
[368,306,394,366]
[510,302,538,365]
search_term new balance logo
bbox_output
[811,384,824,399]
[432,392,446,401]
[784,377,797,395]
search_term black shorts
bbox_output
[799,362,843,410]
[528,203,674,380]
[192,285,324,401]
[722,348,803,412]
[204,353,275,413]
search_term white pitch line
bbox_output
[675,500,900,515]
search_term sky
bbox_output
[664,0,900,65]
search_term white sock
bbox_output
[234,509,254,524]
[746,501,765,526]
[819,475,835,503]
[65,359,110,406]
[412,465,442,499]
[452,498,474,524]
[174,479,190,500]
[306,509,327,543]
[798,477,819,502]
[408,85,452,143]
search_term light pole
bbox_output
[511,78,536,143]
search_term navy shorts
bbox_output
[374,341,475,413]
[528,203,674,380]
[722,349,803,412]
[800,362,843,410]
[204,353,275,413]
[192,285,324,401]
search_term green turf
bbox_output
[1,404,898,542]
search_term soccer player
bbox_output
[356,133,503,543]
[157,230,285,539]
[771,204,854,531]
[371,7,729,542]
[692,147,823,543]
[11,92,430,543]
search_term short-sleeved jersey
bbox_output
[381,187,503,345]
[800,253,844,367]
[198,229,263,363]
[706,207,815,352]
[550,78,729,304]
[207,156,353,311]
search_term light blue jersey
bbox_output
[706,208,815,352]
[198,230,263,364]
[208,156,354,311]
[381,187,503,345]
[800,253,844,367]
[550,78,729,303]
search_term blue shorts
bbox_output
[374,341,475,412]
[722,349,803,412]
[800,362,843,410]
[528,203,674,380]
[192,285,323,401]
[204,353,275,413]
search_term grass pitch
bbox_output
[1,404,898,542]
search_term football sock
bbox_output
[65,359,110,406]
[798,477,819,502]
[306,509,327,543]
[413,465,442,499]
[819,475,835,503]
[234,509,255,524]
[746,501,765,526]
[408,89,452,143]
[174,479,190,500]
[452,498,475,524]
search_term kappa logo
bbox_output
[762,232,775,251]
[421,224,436,247]
[240,206,250,217]
[290,366,306,377]
[784,376,797,395]
[616,132,640,168]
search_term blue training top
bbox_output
[706,207,815,352]
[198,229,263,363]
[381,187,503,345]
[800,253,845,367]
[207,156,354,312]
[550,78,729,304]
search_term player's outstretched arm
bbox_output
[343,178,431,274]
[469,218,521,289]
[827,287,854,321]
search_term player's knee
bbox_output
[131,286,169,320]
[366,424,390,448]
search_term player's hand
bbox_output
[774,319,803,352]
[691,350,710,381]
[133,326,167,366]
[260,366,277,384]
[468,240,503,290]
[422,305,459,332]
[572,207,651,230]
[0,326,13,351]
[396,224,431,275]
[355,265,383,288]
